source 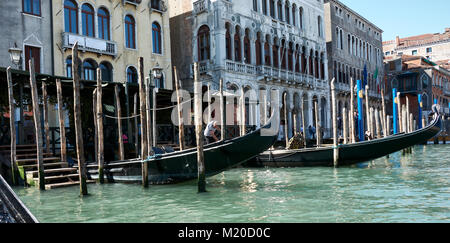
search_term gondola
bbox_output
[251,111,442,167]
[87,120,278,184]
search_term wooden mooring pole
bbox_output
[194,63,206,193]
[343,107,348,144]
[174,66,185,150]
[93,89,98,164]
[72,43,88,195]
[381,89,387,137]
[29,59,45,190]
[115,85,125,161]
[315,101,321,147]
[365,85,370,137]
[284,93,289,149]
[7,67,18,185]
[350,78,356,143]
[56,79,67,162]
[145,77,153,156]
[331,79,339,167]
[375,109,381,139]
[301,100,306,148]
[219,78,226,141]
[42,82,50,154]
[133,93,139,157]
[138,57,148,188]
[96,69,104,183]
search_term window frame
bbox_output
[23,0,41,16]
[64,0,79,34]
[98,7,110,40]
[81,3,96,37]
[125,15,136,49]
[197,25,210,61]
[152,22,162,54]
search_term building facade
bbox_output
[383,28,450,64]
[384,55,450,123]
[0,0,53,74]
[169,0,331,140]
[52,0,173,89]
[323,0,385,133]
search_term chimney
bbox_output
[445,28,450,33]
[395,36,400,46]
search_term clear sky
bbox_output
[339,0,450,41]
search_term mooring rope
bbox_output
[103,98,194,120]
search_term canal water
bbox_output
[13,145,450,223]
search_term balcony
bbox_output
[193,0,209,14]
[62,32,117,57]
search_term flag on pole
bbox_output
[374,67,379,93]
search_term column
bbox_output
[250,33,257,66]
[216,29,227,67]
[261,38,266,66]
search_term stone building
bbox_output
[323,0,385,135]
[52,0,173,89]
[0,0,53,74]
[169,0,331,140]
[383,28,450,64]
[384,55,450,122]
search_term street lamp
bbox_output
[8,45,22,69]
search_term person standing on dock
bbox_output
[204,121,220,144]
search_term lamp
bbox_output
[8,44,22,68]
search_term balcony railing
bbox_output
[62,32,117,57]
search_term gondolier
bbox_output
[204,121,220,144]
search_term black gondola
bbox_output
[87,120,279,184]
[251,112,442,167]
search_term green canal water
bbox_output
[13,145,450,223]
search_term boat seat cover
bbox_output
[152,147,166,155]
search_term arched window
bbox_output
[244,30,251,64]
[197,25,210,61]
[127,66,138,83]
[23,0,41,16]
[66,57,72,78]
[83,60,97,81]
[273,40,279,68]
[253,0,258,12]
[255,34,262,66]
[281,40,286,69]
[339,29,343,49]
[234,27,241,62]
[82,4,95,37]
[99,62,113,82]
[299,7,304,29]
[262,0,267,15]
[225,24,232,60]
[64,0,78,33]
[98,8,110,40]
[264,38,271,66]
[318,16,323,37]
[285,2,290,24]
[301,46,306,73]
[270,0,275,18]
[288,43,293,71]
[277,1,283,21]
[292,4,296,27]
[125,15,136,49]
[152,22,162,54]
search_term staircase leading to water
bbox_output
[0,144,94,189]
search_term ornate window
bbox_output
[198,25,210,61]
[270,0,276,18]
[125,15,136,49]
[285,2,290,24]
[264,40,271,66]
[255,34,262,66]
[98,8,110,40]
[299,7,304,29]
[234,28,241,62]
[64,0,78,33]
[152,22,162,54]
[244,31,251,64]
[226,25,232,60]
[151,0,161,11]
[81,3,95,37]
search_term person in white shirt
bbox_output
[204,121,220,144]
